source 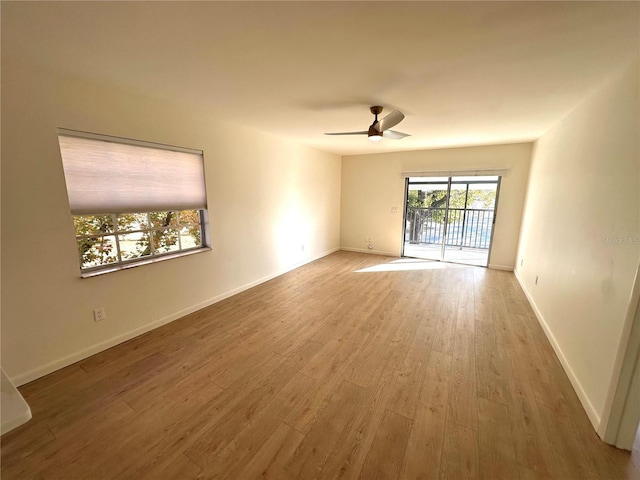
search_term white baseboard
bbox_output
[340,246,398,257]
[513,268,601,430]
[488,264,514,271]
[12,247,340,387]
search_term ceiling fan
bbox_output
[324,106,410,142]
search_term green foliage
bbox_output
[408,188,495,210]
[179,210,202,246]
[407,190,422,208]
[74,215,115,267]
[407,185,496,225]
[456,188,495,209]
[74,214,114,235]
[117,213,148,230]
[73,210,202,270]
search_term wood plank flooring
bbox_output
[2,251,639,480]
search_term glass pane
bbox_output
[73,215,114,236]
[443,181,497,267]
[404,184,448,261]
[425,190,447,209]
[407,187,447,209]
[178,209,200,225]
[119,232,151,260]
[77,235,117,269]
[149,211,179,228]
[448,184,468,209]
[117,213,148,232]
[180,225,201,249]
[153,228,180,254]
[467,184,497,209]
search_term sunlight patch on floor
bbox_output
[354,258,470,273]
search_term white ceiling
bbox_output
[3,1,639,156]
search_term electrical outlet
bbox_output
[301,244,305,252]
[94,307,106,322]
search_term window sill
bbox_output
[80,246,211,278]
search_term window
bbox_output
[58,129,209,276]
[74,210,205,272]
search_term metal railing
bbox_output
[405,207,494,249]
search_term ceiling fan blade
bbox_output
[383,130,410,139]
[324,131,368,136]
[374,110,404,132]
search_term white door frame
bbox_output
[599,262,640,449]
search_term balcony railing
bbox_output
[405,206,494,249]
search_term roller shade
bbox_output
[58,130,207,215]
[401,168,508,178]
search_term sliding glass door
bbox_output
[403,176,500,267]
[405,178,449,261]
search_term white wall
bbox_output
[340,143,532,269]
[1,62,342,384]
[516,59,640,428]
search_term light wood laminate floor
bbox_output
[2,251,639,480]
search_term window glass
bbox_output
[73,210,205,273]
[76,234,118,268]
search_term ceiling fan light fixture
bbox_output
[368,125,383,141]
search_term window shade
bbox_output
[58,132,207,215]
[401,168,508,178]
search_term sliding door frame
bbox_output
[401,175,501,267]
